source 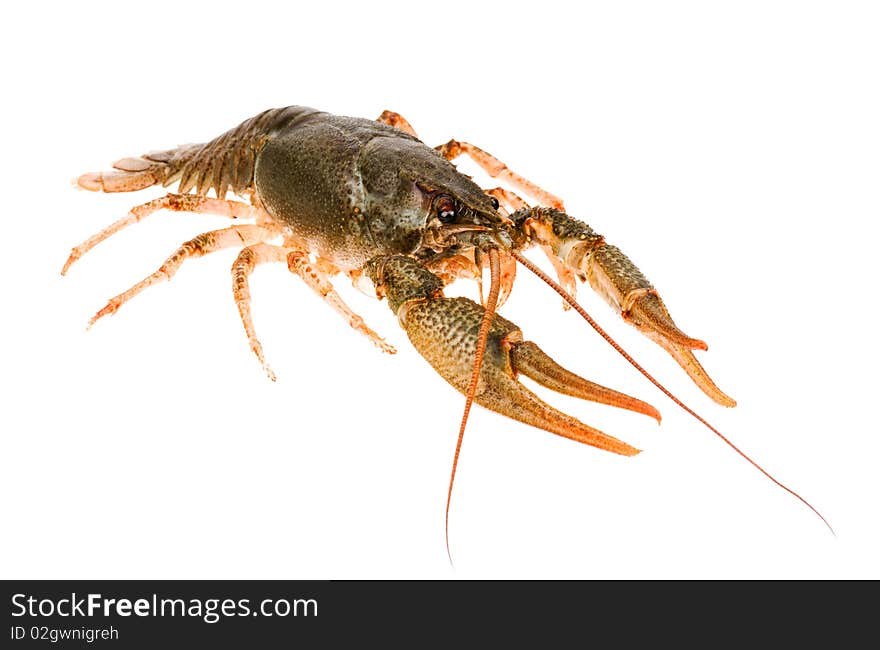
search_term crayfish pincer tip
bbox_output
[401,295,644,458]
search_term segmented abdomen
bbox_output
[80,106,323,198]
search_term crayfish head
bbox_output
[358,136,511,256]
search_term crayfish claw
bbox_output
[406,300,643,455]
[369,255,647,456]
[519,209,735,406]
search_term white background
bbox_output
[2,1,878,579]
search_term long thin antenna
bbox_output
[446,247,502,566]
[511,250,833,535]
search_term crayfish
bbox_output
[65,106,830,555]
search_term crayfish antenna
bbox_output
[446,247,503,567]
[510,250,834,536]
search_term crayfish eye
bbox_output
[435,195,456,223]
[490,197,500,210]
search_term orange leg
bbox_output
[233,244,396,381]
[436,140,565,210]
[62,193,265,275]
[376,110,419,138]
[287,251,396,355]
[89,224,278,327]
[231,243,291,381]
